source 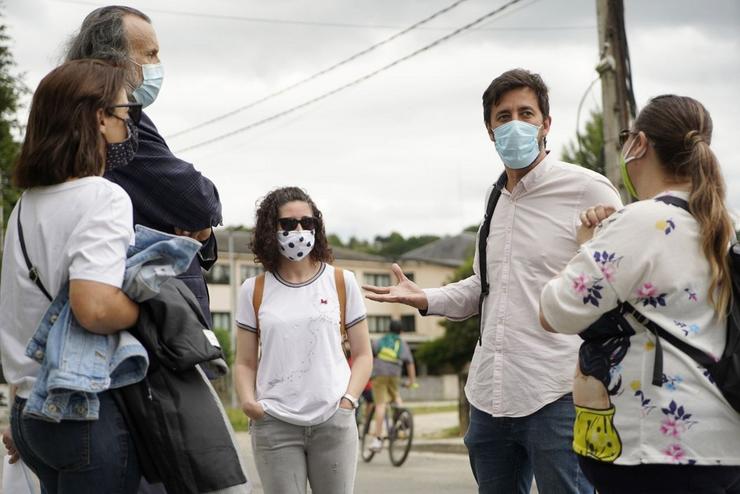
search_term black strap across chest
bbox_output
[16,197,53,302]
[477,172,508,345]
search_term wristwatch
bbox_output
[341,393,359,409]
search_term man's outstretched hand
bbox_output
[363,263,429,311]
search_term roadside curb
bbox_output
[412,438,467,455]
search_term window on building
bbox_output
[404,272,415,282]
[364,273,391,287]
[204,263,230,284]
[212,312,232,331]
[367,315,392,333]
[400,315,416,332]
[240,264,263,283]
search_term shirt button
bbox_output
[48,404,58,413]
[49,314,58,323]
[34,350,44,360]
[76,405,87,415]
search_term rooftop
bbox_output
[399,232,476,267]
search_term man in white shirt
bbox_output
[364,68,622,493]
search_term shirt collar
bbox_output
[511,151,553,195]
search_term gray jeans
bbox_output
[250,408,358,494]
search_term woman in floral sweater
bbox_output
[539,95,740,494]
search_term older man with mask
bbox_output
[66,6,221,327]
[365,68,622,494]
[64,7,243,494]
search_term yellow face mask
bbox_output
[620,139,640,200]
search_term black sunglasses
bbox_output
[618,129,636,148]
[278,216,317,231]
[107,102,143,125]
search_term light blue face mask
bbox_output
[132,61,164,108]
[492,120,542,169]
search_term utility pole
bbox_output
[596,0,636,203]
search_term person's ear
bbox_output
[98,108,108,137]
[487,124,495,142]
[632,131,650,159]
[541,115,552,137]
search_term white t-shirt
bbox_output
[235,263,367,426]
[541,191,740,466]
[0,177,134,399]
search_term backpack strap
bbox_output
[654,195,690,212]
[16,197,53,302]
[251,268,347,344]
[252,273,266,340]
[334,267,347,343]
[623,302,716,386]
[477,172,508,345]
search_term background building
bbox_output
[206,230,475,349]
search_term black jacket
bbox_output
[105,113,222,325]
[113,279,247,494]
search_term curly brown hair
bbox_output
[251,187,334,273]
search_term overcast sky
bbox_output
[6,0,740,241]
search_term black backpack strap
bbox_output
[655,195,689,213]
[16,197,53,302]
[623,302,716,386]
[477,172,508,345]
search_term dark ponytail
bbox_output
[635,95,733,314]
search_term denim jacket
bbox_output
[24,225,201,422]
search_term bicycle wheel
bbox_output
[388,407,413,467]
[360,405,376,462]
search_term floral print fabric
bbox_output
[540,191,740,466]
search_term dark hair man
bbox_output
[365,68,622,493]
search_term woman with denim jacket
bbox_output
[539,95,740,493]
[0,60,142,493]
[234,187,373,494]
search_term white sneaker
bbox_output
[368,437,383,452]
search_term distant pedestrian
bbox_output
[367,320,416,453]
[234,187,373,494]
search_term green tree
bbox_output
[415,256,477,434]
[561,110,605,176]
[0,12,26,244]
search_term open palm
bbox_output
[362,263,428,310]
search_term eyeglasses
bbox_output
[618,129,636,148]
[278,216,317,231]
[107,102,143,125]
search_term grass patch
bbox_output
[421,425,461,439]
[406,403,458,415]
[226,407,249,432]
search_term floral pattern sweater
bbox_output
[541,190,740,466]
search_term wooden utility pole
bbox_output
[596,0,636,202]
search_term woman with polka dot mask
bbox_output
[234,186,372,494]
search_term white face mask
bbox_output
[277,230,315,262]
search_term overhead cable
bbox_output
[175,0,528,154]
[166,0,471,138]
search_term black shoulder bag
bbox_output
[477,172,508,345]
[16,197,53,302]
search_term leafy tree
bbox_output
[561,110,605,176]
[0,12,26,245]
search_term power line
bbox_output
[167,0,471,139]
[55,0,593,32]
[175,0,528,154]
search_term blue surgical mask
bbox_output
[132,61,164,108]
[492,120,542,169]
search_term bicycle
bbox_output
[360,401,414,467]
